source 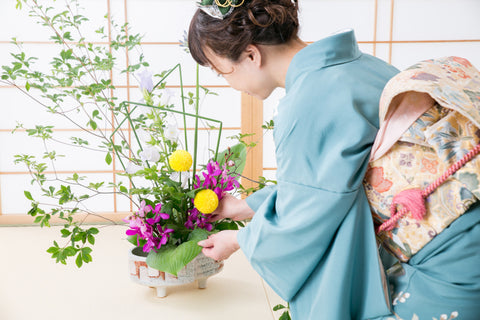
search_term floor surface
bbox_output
[0,225,286,320]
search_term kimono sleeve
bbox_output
[239,181,365,299]
[245,185,276,212]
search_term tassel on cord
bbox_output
[391,188,426,220]
[378,142,480,233]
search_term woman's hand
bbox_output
[198,230,240,261]
[209,193,255,222]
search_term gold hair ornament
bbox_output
[198,0,245,20]
[214,0,245,8]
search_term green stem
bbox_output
[178,64,188,152]
[193,64,200,177]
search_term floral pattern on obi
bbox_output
[364,56,480,262]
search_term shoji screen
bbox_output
[1,0,480,224]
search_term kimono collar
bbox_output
[285,29,362,91]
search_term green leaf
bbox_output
[105,152,112,165]
[76,253,83,268]
[273,304,286,311]
[64,246,76,257]
[88,227,99,235]
[88,120,97,130]
[279,311,291,320]
[146,228,208,276]
[81,247,93,263]
[28,204,38,216]
[83,253,92,263]
[215,143,247,175]
[127,235,147,247]
[87,234,95,245]
[24,190,33,200]
[215,220,239,231]
[25,81,30,91]
[60,229,71,237]
[46,246,59,254]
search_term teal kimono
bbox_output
[237,30,399,319]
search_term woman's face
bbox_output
[205,46,277,100]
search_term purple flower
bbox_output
[206,161,222,176]
[184,208,212,231]
[184,219,195,229]
[137,200,151,217]
[146,203,169,224]
[185,208,199,230]
[194,174,202,189]
[124,215,154,247]
[125,217,143,238]
[141,225,174,252]
[143,238,156,252]
[193,160,241,202]
[202,174,217,188]
[156,226,174,247]
[137,69,153,93]
[201,161,222,188]
[213,186,222,199]
[124,200,175,252]
[197,217,213,232]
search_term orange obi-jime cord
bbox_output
[378,142,480,233]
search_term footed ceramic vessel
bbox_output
[128,247,224,297]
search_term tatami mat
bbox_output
[0,225,285,320]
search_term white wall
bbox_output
[1,0,480,216]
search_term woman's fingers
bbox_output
[208,213,221,222]
[197,231,239,261]
[202,247,218,260]
[197,236,215,248]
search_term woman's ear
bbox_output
[244,44,262,68]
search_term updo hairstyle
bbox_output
[188,0,300,67]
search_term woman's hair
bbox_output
[188,0,299,67]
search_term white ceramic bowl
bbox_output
[128,247,224,297]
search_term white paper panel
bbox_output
[1,172,116,214]
[375,0,394,41]
[299,0,376,42]
[393,0,480,41]
[261,170,277,182]
[126,0,197,43]
[262,130,277,169]
[392,42,480,71]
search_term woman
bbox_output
[189,0,399,319]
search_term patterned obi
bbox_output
[364,56,480,262]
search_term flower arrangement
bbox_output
[3,0,249,276]
[118,77,248,274]
[117,67,248,275]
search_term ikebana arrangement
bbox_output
[2,0,248,288]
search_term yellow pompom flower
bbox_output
[168,150,193,172]
[194,189,219,214]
